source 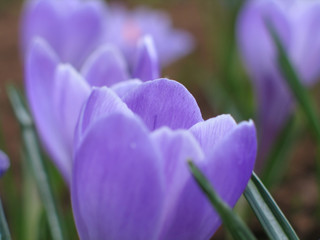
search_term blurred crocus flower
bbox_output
[72,79,257,240]
[237,0,320,161]
[104,4,195,66]
[0,151,9,177]
[21,0,107,69]
[26,37,159,182]
[21,0,194,69]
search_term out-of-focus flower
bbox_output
[21,0,194,69]
[104,4,195,66]
[237,0,320,161]
[25,37,158,182]
[71,79,257,240]
[0,151,9,177]
[21,0,107,69]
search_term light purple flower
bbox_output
[71,79,257,239]
[237,0,320,161]
[104,4,195,66]
[0,151,9,177]
[25,37,158,182]
[21,0,107,69]
[21,0,194,69]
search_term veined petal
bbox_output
[0,151,9,177]
[132,35,160,81]
[122,78,203,131]
[72,113,165,240]
[161,120,257,240]
[75,87,133,147]
[81,44,129,87]
[189,114,237,156]
[150,128,206,239]
[52,64,91,175]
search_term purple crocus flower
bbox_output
[71,79,257,239]
[0,151,9,177]
[104,4,195,66]
[237,0,320,161]
[25,37,159,182]
[21,0,107,69]
[21,0,194,69]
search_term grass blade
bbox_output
[7,85,66,240]
[244,172,299,240]
[0,198,11,240]
[188,160,257,240]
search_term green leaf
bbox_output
[244,172,299,240]
[7,85,66,240]
[0,198,11,240]
[188,160,257,240]
[266,20,320,143]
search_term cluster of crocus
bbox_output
[22,0,258,239]
[237,0,320,162]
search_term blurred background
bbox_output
[0,0,319,239]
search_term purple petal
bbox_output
[189,114,237,156]
[72,113,165,239]
[110,79,142,98]
[52,64,91,161]
[255,72,293,163]
[81,44,129,87]
[22,0,107,69]
[0,151,9,177]
[237,0,291,77]
[162,120,257,240]
[150,128,206,239]
[291,4,320,84]
[25,38,72,178]
[132,35,160,81]
[122,78,203,131]
[75,87,133,147]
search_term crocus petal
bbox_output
[255,72,293,163]
[81,44,129,87]
[237,0,291,76]
[22,0,62,55]
[132,35,160,81]
[72,113,165,240]
[189,114,237,156]
[291,4,320,84]
[122,78,203,131]
[25,38,73,178]
[22,0,106,69]
[150,128,206,239]
[75,87,133,146]
[52,64,91,163]
[0,151,9,177]
[202,120,257,236]
[110,79,142,98]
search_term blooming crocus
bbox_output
[21,0,194,69]
[0,151,9,177]
[104,4,195,66]
[237,0,320,161]
[21,0,107,69]
[25,37,159,182]
[71,79,257,239]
